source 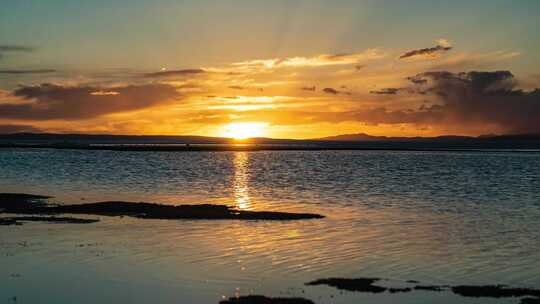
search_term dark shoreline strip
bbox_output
[1,143,539,153]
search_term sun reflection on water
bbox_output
[233,152,252,210]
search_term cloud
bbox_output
[352,70,540,133]
[323,87,351,95]
[301,86,316,91]
[89,90,120,96]
[0,83,180,121]
[232,49,385,69]
[143,68,206,78]
[355,65,366,71]
[0,45,34,60]
[186,69,540,134]
[323,87,339,95]
[0,69,56,75]
[0,124,42,134]
[435,39,451,48]
[228,85,244,90]
[370,88,402,95]
[399,40,453,60]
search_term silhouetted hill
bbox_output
[317,132,540,142]
[312,133,540,150]
[318,133,476,142]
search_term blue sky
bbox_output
[2,0,538,70]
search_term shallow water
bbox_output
[1,149,539,303]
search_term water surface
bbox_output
[1,149,539,303]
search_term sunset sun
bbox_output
[221,122,268,140]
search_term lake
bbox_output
[1,148,540,303]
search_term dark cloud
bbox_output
[0,83,180,121]
[370,88,402,95]
[302,86,316,91]
[356,70,540,133]
[323,87,339,94]
[323,87,352,95]
[399,44,452,60]
[0,124,42,134]
[228,85,244,90]
[143,69,205,78]
[406,76,428,85]
[0,69,56,75]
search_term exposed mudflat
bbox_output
[306,278,386,293]
[306,277,540,303]
[0,193,324,222]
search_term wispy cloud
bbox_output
[399,39,453,60]
[143,68,206,78]
[232,49,385,69]
[0,45,34,60]
[0,69,56,75]
[370,88,402,95]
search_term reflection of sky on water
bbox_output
[1,149,540,303]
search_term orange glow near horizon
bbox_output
[221,122,269,140]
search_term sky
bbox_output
[1,0,539,138]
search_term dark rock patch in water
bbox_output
[414,285,447,292]
[306,277,540,302]
[0,193,324,221]
[220,296,314,304]
[452,285,540,298]
[388,287,413,293]
[0,193,50,212]
[306,278,386,293]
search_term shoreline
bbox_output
[2,143,540,153]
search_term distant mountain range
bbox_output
[316,132,540,142]
[1,132,539,150]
